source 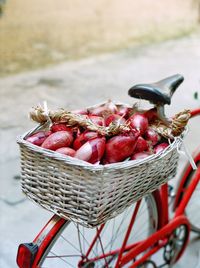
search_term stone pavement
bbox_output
[1,33,200,267]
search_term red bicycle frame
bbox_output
[81,108,200,267]
[28,108,200,268]
[117,108,200,267]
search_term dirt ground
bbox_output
[0,0,197,76]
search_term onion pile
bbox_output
[26,101,170,165]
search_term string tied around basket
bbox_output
[175,132,197,170]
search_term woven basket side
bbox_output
[84,146,179,225]
[18,131,182,227]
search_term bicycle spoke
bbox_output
[42,251,77,268]
[105,205,133,251]
[82,225,86,254]
[73,222,98,258]
[47,254,82,258]
[115,200,142,267]
[77,224,84,258]
[106,202,147,251]
[96,227,110,268]
[109,217,116,252]
[33,195,159,267]
[60,234,81,254]
[183,162,200,233]
[129,221,149,242]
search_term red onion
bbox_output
[134,136,149,153]
[144,108,157,122]
[74,137,106,164]
[154,143,169,154]
[145,128,160,145]
[131,152,151,160]
[73,131,99,150]
[26,131,51,146]
[71,109,88,115]
[89,106,108,116]
[55,147,76,157]
[128,113,148,135]
[51,123,68,132]
[41,130,73,150]
[117,106,130,118]
[105,134,138,163]
[88,115,105,126]
[105,114,126,127]
[104,100,117,114]
[89,101,117,116]
[75,127,82,138]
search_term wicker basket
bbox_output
[17,101,186,227]
[17,118,182,228]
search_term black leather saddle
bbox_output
[128,74,184,105]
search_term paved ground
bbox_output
[1,33,200,267]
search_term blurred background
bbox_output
[1,0,200,267]
[0,0,199,77]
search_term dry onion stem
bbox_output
[29,106,191,138]
[29,106,130,136]
[151,109,191,139]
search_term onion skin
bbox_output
[117,106,130,118]
[73,131,99,150]
[74,137,106,164]
[105,114,126,127]
[154,143,169,154]
[71,109,88,115]
[144,108,157,122]
[51,123,69,132]
[88,115,105,126]
[41,130,74,150]
[145,128,160,146]
[131,152,151,160]
[134,136,149,153]
[128,113,148,135]
[26,131,51,146]
[89,106,108,116]
[104,100,118,114]
[89,101,117,116]
[55,147,76,157]
[105,134,138,163]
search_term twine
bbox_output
[30,106,130,136]
[151,109,191,139]
[29,105,191,138]
[171,110,191,136]
[29,105,49,123]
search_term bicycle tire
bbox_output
[31,191,162,268]
[175,159,200,234]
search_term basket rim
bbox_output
[17,130,183,171]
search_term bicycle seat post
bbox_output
[156,105,171,125]
[128,74,184,126]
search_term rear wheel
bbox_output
[184,162,200,233]
[175,159,200,234]
[32,192,162,268]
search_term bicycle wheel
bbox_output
[184,162,200,233]
[30,192,162,268]
[175,159,200,234]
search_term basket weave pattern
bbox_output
[18,132,181,227]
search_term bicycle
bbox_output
[16,74,200,268]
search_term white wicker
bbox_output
[17,103,183,228]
